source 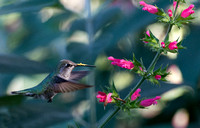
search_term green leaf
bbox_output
[111,82,118,94]
[148,63,156,75]
[66,42,90,62]
[0,0,58,15]
[69,7,121,35]
[0,95,24,106]
[0,54,51,74]
[0,101,72,128]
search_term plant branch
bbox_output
[97,1,180,127]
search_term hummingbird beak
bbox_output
[76,63,96,67]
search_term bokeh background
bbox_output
[0,0,200,128]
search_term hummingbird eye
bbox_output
[65,64,71,67]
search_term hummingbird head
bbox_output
[57,59,95,79]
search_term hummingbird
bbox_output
[11,59,95,103]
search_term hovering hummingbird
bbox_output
[11,60,95,103]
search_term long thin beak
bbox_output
[76,63,96,67]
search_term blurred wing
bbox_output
[52,76,92,93]
[70,71,89,81]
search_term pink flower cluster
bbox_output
[172,1,195,18]
[96,91,113,107]
[139,1,195,19]
[131,88,161,107]
[97,89,161,108]
[139,1,158,14]
[108,56,134,69]
[161,41,178,50]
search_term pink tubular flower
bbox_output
[161,42,165,48]
[140,96,161,107]
[131,88,141,101]
[146,30,150,37]
[108,56,134,69]
[168,9,173,17]
[168,41,178,50]
[181,4,195,18]
[96,91,107,102]
[139,66,143,71]
[155,75,161,80]
[106,93,113,103]
[96,91,113,107]
[144,30,150,43]
[139,1,158,14]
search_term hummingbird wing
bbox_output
[70,71,90,81]
[51,76,92,93]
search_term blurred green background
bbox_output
[0,0,200,128]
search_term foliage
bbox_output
[0,0,199,128]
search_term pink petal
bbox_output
[181,4,195,18]
[131,88,141,101]
[168,9,173,17]
[139,1,158,14]
[168,41,178,50]
[155,96,161,100]
[108,56,115,61]
[97,91,106,96]
[96,91,107,102]
[146,30,150,37]
[99,99,106,102]
[106,93,113,103]
[140,96,161,107]
[139,1,147,6]
[155,75,161,80]
[161,42,165,48]
[108,56,134,69]
[139,67,143,71]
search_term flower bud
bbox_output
[168,41,178,50]
[140,96,161,107]
[139,1,158,14]
[108,56,134,69]
[131,88,141,101]
[155,75,161,80]
[143,30,150,43]
[168,9,173,17]
[181,4,195,18]
[161,42,165,48]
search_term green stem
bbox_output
[85,0,96,127]
[98,1,180,127]
[98,107,120,128]
[125,77,145,100]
